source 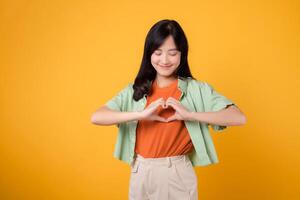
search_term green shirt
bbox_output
[105,76,235,167]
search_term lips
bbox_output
[159,64,172,68]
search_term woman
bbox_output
[91,19,246,200]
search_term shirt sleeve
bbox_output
[202,82,235,132]
[104,84,131,112]
[104,84,131,128]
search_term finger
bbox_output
[165,99,175,108]
[148,98,165,110]
[162,102,168,109]
[155,97,165,104]
[152,115,167,122]
[166,97,179,103]
[166,114,177,122]
[154,98,165,107]
[166,98,178,106]
[166,97,176,101]
[155,99,168,109]
[156,101,166,110]
[148,98,163,107]
[166,102,179,111]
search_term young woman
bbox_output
[91,19,246,200]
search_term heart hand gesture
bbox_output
[165,97,193,122]
[139,97,193,122]
[139,98,168,122]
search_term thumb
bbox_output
[152,115,167,122]
[166,114,177,122]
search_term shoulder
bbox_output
[113,82,134,96]
[122,82,134,90]
[122,82,134,94]
[187,78,212,90]
[127,82,134,89]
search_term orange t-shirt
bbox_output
[134,78,194,158]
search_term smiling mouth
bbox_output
[159,64,172,68]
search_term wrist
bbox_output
[187,111,196,121]
[134,111,144,120]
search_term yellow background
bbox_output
[1,0,299,199]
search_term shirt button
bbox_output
[130,152,134,159]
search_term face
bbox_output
[151,35,181,78]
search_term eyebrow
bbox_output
[156,48,178,51]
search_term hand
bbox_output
[165,97,193,122]
[139,98,168,122]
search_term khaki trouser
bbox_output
[129,154,198,200]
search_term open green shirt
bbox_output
[105,76,235,167]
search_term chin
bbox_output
[157,71,175,77]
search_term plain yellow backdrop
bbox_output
[1,0,299,199]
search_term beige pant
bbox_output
[129,154,198,200]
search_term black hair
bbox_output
[133,19,195,101]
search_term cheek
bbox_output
[151,55,160,64]
[170,56,181,64]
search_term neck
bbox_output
[155,74,178,88]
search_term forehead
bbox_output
[157,36,177,50]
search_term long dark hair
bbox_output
[133,19,195,101]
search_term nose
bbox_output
[161,54,170,64]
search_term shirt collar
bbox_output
[147,76,189,96]
[177,76,189,95]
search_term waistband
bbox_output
[133,154,190,168]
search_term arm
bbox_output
[91,98,168,126]
[91,105,141,126]
[187,104,246,126]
